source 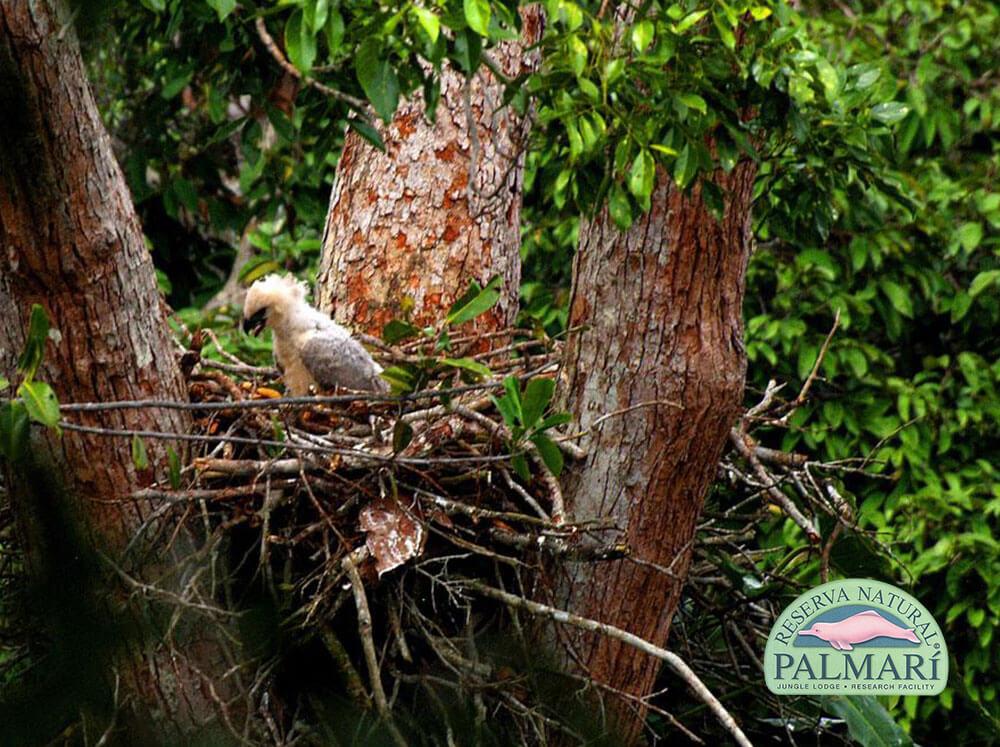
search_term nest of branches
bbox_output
[109,319,878,745]
[133,329,649,744]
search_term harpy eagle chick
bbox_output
[242,274,388,395]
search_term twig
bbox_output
[778,310,840,425]
[729,430,820,544]
[462,580,754,747]
[57,420,513,466]
[254,17,368,111]
[342,548,407,747]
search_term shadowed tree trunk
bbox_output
[555,163,757,743]
[316,9,542,337]
[0,0,235,734]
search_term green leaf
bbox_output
[356,39,399,123]
[608,184,633,230]
[452,28,482,73]
[0,374,8,392]
[603,58,625,85]
[511,452,530,481]
[969,270,1000,298]
[822,695,913,747]
[285,10,317,75]
[871,102,909,124]
[205,0,236,22]
[463,0,491,36]
[503,375,522,422]
[677,93,707,114]
[673,143,695,188]
[18,380,60,429]
[239,257,282,285]
[348,118,386,151]
[381,366,416,394]
[326,10,345,53]
[305,0,329,34]
[713,11,736,49]
[842,348,868,378]
[392,420,414,454]
[628,150,655,202]
[412,6,440,43]
[0,400,29,461]
[167,446,181,490]
[441,357,493,378]
[957,222,983,252]
[881,280,914,317]
[445,276,502,325]
[631,20,654,52]
[951,291,973,322]
[577,76,600,102]
[492,394,519,429]
[18,304,51,379]
[521,377,555,429]
[568,34,588,76]
[538,412,572,430]
[161,68,193,99]
[797,343,819,381]
[382,319,421,344]
[675,9,708,33]
[531,433,564,476]
[131,434,149,470]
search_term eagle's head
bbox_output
[242,274,309,335]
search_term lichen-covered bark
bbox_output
[0,0,225,732]
[317,10,542,336]
[556,162,756,743]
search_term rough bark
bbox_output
[0,0,188,540]
[0,0,231,734]
[555,163,757,743]
[316,9,542,337]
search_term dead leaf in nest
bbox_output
[255,387,282,399]
[359,500,425,577]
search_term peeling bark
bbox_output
[317,9,542,337]
[555,162,757,743]
[0,0,231,733]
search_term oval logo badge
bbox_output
[764,578,948,695]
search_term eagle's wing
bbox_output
[299,329,387,392]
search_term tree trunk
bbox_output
[316,9,542,337]
[555,163,756,743]
[0,0,230,733]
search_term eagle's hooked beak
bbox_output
[242,308,268,336]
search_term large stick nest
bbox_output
[145,329,642,743]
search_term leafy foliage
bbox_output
[0,305,62,459]
[45,0,998,742]
[492,375,571,478]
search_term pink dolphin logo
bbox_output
[796,610,920,651]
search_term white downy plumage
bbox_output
[242,274,387,395]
